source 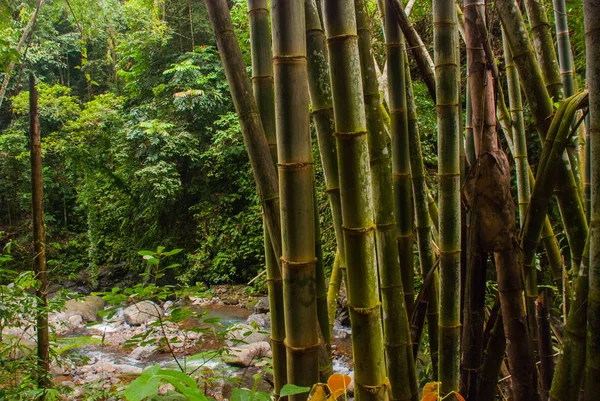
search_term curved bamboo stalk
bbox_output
[247,1,286,394]
[322,3,388,401]
[433,0,461,394]
[271,1,319,396]
[496,0,588,273]
[584,1,600,396]
[357,2,417,399]
[304,0,346,345]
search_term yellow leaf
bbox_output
[327,374,352,399]
[308,384,329,401]
[421,382,440,401]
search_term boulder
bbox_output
[63,296,105,322]
[124,300,163,326]
[225,324,270,346]
[68,314,84,327]
[254,297,270,313]
[224,341,271,367]
[246,313,270,330]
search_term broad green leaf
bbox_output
[281,384,311,397]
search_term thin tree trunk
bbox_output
[433,0,461,394]
[30,75,49,400]
[322,2,389,400]
[205,0,283,272]
[357,1,418,399]
[271,1,319,397]
[584,1,600,398]
[247,1,286,394]
[477,313,506,401]
[0,0,46,109]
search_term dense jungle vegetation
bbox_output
[1,0,598,400]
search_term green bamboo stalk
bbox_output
[433,0,461,394]
[553,0,576,98]
[327,251,341,330]
[503,31,530,227]
[314,182,333,381]
[523,0,563,101]
[304,0,346,345]
[271,1,319,396]
[386,0,436,102]
[549,239,589,401]
[383,0,415,325]
[357,2,417,399]
[497,0,588,272]
[247,1,286,394]
[403,47,440,382]
[322,2,388,400]
[536,291,554,401]
[584,1,600,397]
[206,0,282,272]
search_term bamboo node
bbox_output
[384,341,411,348]
[334,130,368,139]
[283,339,321,353]
[326,34,358,45]
[261,193,280,203]
[247,7,268,16]
[272,55,307,65]
[349,303,381,315]
[251,75,274,82]
[342,223,376,235]
[270,338,284,345]
[312,106,334,116]
[266,277,283,283]
[277,161,313,170]
[281,257,318,270]
[354,377,390,395]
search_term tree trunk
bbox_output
[30,75,49,400]
[584,1,600,398]
[322,2,389,400]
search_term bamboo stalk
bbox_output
[404,47,440,383]
[205,0,282,273]
[357,2,417,399]
[536,291,555,401]
[584,1,600,397]
[247,2,286,394]
[304,0,346,346]
[476,313,506,401]
[433,0,461,394]
[322,2,389,400]
[271,1,319,396]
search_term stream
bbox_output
[50,298,354,400]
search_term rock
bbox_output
[68,314,84,327]
[222,297,239,305]
[226,324,270,346]
[224,341,272,367]
[129,345,157,360]
[63,296,105,322]
[254,297,270,313]
[123,300,164,326]
[96,361,117,373]
[163,300,174,313]
[115,364,143,374]
[246,313,270,330]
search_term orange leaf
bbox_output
[441,391,465,401]
[327,373,352,399]
[421,394,438,401]
[421,382,440,401]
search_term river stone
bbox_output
[129,344,157,360]
[246,313,270,330]
[226,323,270,346]
[224,341,271,367]
[64,295,105,322]
[68,314,84,327]
[124,300,163,326]
[254,297,270,313]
